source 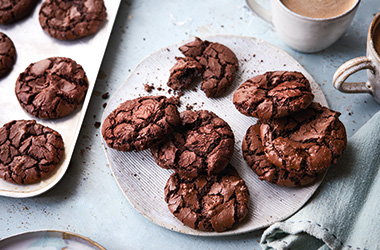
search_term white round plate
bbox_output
[0,230,105,250]
[101,35,328,236]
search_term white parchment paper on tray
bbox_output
[102,35,329,236]
[0,1,121,198]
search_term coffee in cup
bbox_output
[281,0,358,19]
[246,0,360,53]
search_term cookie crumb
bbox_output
[144,83,154,92]
[102,92,109,99]
[186,104,193,110]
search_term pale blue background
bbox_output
[0,0,379,249]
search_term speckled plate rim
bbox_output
[101,34,329,237]
[0,230,105,249]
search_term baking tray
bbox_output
[0,0,121,198]
[101,35,328,236]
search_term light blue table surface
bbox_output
[0,0,379,249]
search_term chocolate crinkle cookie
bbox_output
[198,42,239,97]
[0,32,17,78]
[15,57,89,119]
[168,37,238,98]
[151,110,234,179]
[260,102,347,176]
[242,122,318,187]
[0,120,64,185]
[167,57,203,90]
[39,0,107,40]
[233,71,314,120]
[102,96,181,152]
[164,167,249,232]
[0,0,38,24]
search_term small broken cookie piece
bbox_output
[0,120,64,185]
[102,96,181,152]
[242,123,318,187]
[198,42,239,97]
[167,57,203,91]
[39,0,107,40]
[164,167,249,232]
[0,32,17,78]
[233,71,314,120]
[179,37,210,58]
[0,0,38,24]
[15,57,89,119]
[260,103,347,176]
[151,110,234,179]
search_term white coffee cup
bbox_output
[246,0,360,53]
[333,13,380,103]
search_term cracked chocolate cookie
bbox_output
[164,167,249,232]
[178,38,238,97]
[0,32,16,78]
[260,103,347,175]
[39,0,107,40]
[102,96,181,152]
[167,57,203,90]
[0,0,38,24]
[151,110,234,179]
[15,57,89,119]
[233,71,314,120]
[198,42,239,97]
[242,123,318,187]
[0,120,64,185]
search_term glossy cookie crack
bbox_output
[242,123,318,187]
[260,102,347,175]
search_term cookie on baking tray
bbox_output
[39,0,107,40]
[0,0,38,24]
[15,57,89,119]
[0,120,64,185]
[0,32,17,78]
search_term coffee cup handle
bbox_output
[246,0,272,24]
[333,56,375,94]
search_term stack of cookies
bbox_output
[233,71,347,187]
[102,96,250,233]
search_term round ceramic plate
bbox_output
[0,230,105,250]
[101,35,328,236]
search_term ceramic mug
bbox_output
[333,13,380,103]
[246,0,360,53]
